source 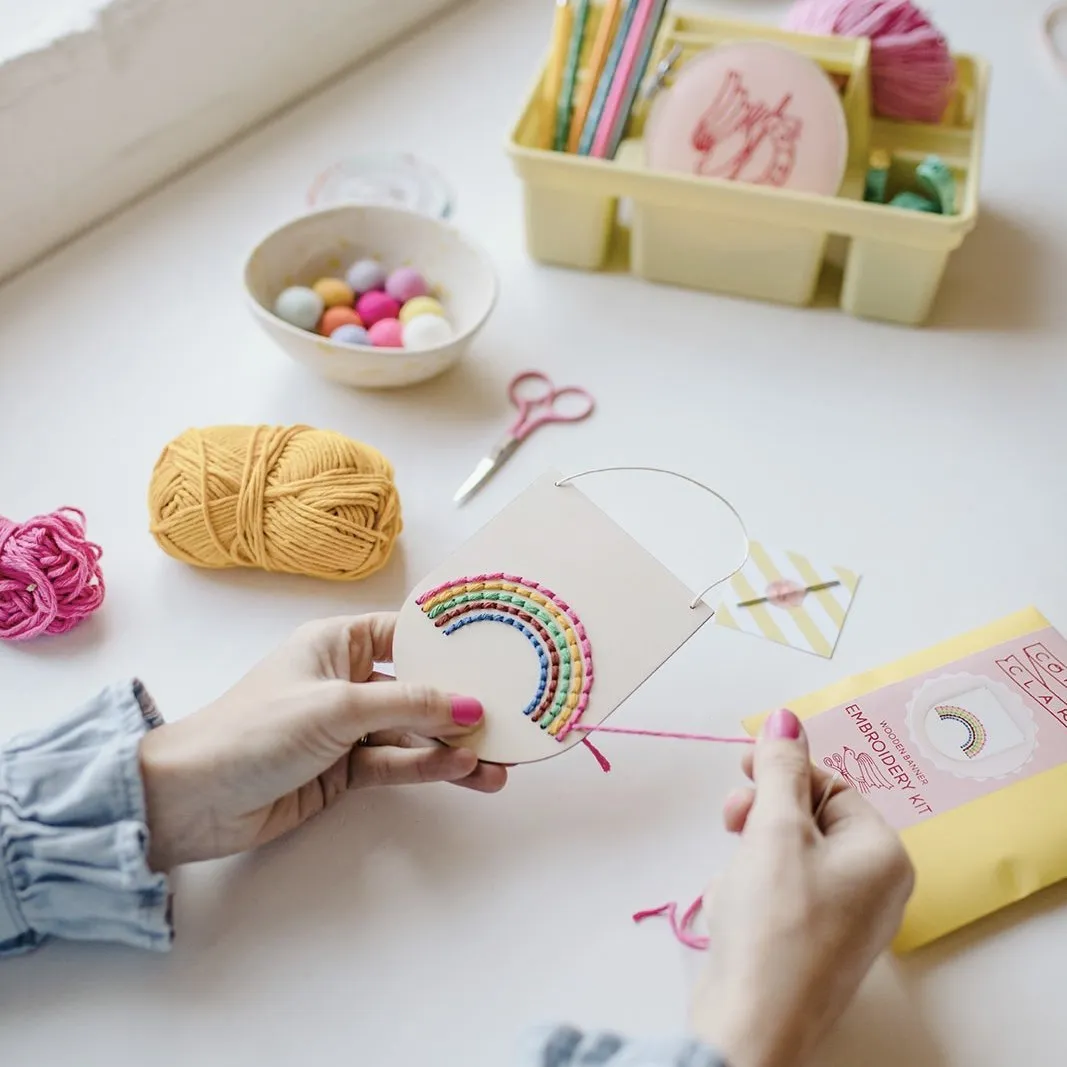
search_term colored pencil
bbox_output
[554,0,591,151]
[540,0,574,150]
[602,0,670,160]
[577,0,637,155]
[589,0,657,158]
[566,0,622,153]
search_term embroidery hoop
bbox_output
[553,465,751,609]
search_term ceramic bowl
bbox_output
[244,204,498,388]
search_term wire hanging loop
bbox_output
[554,466,751,610]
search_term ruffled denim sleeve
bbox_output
[522,1026,728,1066]
[0,680,173,957]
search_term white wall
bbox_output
[0,0,460,283]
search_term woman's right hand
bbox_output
[691,709,915,1067]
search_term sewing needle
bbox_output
[736,580,841,609]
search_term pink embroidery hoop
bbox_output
[643,41,849,196]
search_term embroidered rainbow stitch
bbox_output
[415,573,594,740]
[934,703,987,759]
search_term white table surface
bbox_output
[2,0,1066,1062]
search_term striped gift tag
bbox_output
[714,542,860,658]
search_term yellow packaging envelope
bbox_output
[744,608,1067,952]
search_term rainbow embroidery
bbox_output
[934,704,987,759]
[415,573,594,740]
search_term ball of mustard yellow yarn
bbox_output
[148,425,402,581]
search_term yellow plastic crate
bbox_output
[506,9,990,326]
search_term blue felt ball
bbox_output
[272,286,323,331]
[330,323,371,346]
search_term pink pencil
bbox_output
[589,0,656,158]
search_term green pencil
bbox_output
[554,0,591,151]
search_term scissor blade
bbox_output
[453,438,521,505]
[453,456,499,505]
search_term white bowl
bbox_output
[243,204,498,389]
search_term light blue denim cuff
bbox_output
[0,680,173,957]
[522,1026,728,1066]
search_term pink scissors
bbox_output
[453,370,596,505]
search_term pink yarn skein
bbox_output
[0,508,105,642]
[785,0,957,123]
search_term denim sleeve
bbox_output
[0,680,173,957]
[521,1026,728,1066]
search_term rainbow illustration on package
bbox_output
[932,704,987,759]
[415,573,594,740]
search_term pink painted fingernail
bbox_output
[764,708,801,740]
[450,695,484,726]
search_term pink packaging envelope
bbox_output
[645,42,849,196]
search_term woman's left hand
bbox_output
[139,614,506,870]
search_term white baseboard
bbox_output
[0,0,461,284]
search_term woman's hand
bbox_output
[139,614,506,870]
[691,709,914,1067]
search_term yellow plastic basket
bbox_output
[506,9,990,326]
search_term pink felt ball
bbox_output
[385,267,429,304]
[784,0,956,123]
[356,290,402,328]
[368,318,404,348]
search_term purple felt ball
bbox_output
[385,267,430,304]
[330,323,370,346]
[345,258,387,295]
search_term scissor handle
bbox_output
[507,371,596,439]
[507,371,556,408]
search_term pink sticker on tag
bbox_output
[645,42,848,196]
[804,626,1067,830]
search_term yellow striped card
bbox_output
[714,542,860,658]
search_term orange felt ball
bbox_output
[318,306,363,335]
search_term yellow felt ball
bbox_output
[148,424,401,581]
[313,277,356,308]
[399,296,445,325]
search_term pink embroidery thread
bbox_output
[0,508,105,642]
[574,724,755,745]
[633,895,708,950]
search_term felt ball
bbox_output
[273,286,324,331]
[357,290,402,328]
[402,313,453,350]
[0,508,105,642]
[385,266,429,304]
[312,277,356,308]
[784,0,956,123]
[318,306,363,335]
[148,425,402,581]
[331,323,371,345]
[368,318,404,348]
[346,258,387,294]
[399,296,446,325]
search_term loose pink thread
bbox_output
[581,736,612,772]
[633,895,708,950]
[574,724,755,745]
[0,508,105,642]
